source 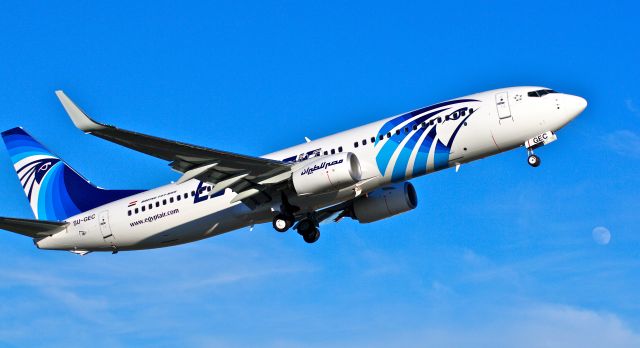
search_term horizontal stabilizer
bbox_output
[0,217,68,238]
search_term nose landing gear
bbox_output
[527,150,541,167]
[524,131,557,168]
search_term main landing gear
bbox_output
[296,218,320,244]
[271,213,320,243]
[272,213,295,232]
[271,193,320,243]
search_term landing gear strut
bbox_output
[524,131,557,168]
[296,218,320,244]
[272,192,299,233]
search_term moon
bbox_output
[592,226,611,245]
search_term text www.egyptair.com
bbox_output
[130,209,179,227]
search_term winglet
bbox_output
[55,90,106,132]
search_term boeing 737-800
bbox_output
[0,87,586,254]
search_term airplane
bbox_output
[0,86,586,254]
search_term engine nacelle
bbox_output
[352,182,418,223]
[292,152,362,196]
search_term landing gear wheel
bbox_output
[303,229,320,243]
[296,218,315,236]
[528,154,541,167]
[296,218,320,243]
[272,214,294,232]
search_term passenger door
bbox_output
[495,92,512,122]
[98,210,116,247]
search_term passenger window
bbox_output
[163,199,167,205]
[141,206,145,212]
[338,146,343,152]
[331,149,335,155]
[371,137,375,143]
[323,151,328,155]
[395,129,400,135]
[155,202,160,207]
[191,191,195,197]
[177,195,181,201]
[207,186,211,192]
[135,208,139,214]
[362,139,367,145]
[148,204,152,210]
[379,135,384,140]
[128,210,131,216]
[170,197,174,203]
[184,193,188,199]
[413,124,417,130]
[405,127,409,133]
[429,119,435,126]
[421,122,426,128]
[354,142,359,148]
[386,132,391,138]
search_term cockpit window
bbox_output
[528,89,558,97]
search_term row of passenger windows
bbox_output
[127,186,213,216]
[350,109,472,149]
[287,107,473,162]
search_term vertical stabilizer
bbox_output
[1,127,143,221]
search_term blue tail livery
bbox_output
[1,127,143,221]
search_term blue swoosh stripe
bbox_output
[376,99,477,140]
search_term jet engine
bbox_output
[352,182,418,223]
[292,152,361,196]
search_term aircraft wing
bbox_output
[0,217,68,238]
[55,91,292,207]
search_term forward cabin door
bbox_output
[98,210,116,247]
[495,92,512,122]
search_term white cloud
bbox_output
[186,302,640,348]
[601,130,640,159]
[410,303,640,348]
[625,99,639,116]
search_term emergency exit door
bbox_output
[495,92,512,120]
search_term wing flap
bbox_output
[0,217,68,238]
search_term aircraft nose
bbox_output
[564,94,588,120]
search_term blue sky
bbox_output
[0,1,639,347]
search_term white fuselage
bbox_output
[36,86,586,252]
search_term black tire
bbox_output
[296,218,315,236]
[528,154,541,167]
[272,214,292,232]
[303,228,320,243]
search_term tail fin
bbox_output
[1,127,143,221]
